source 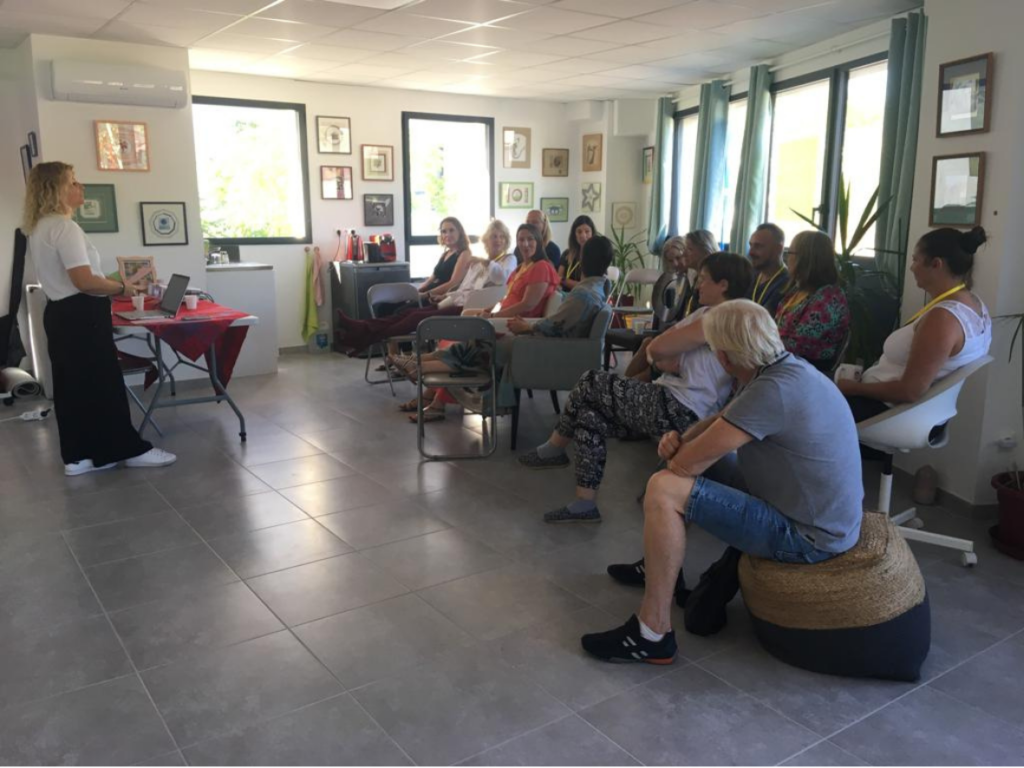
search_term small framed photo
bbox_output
[117,255,157,292]
[27,131,38,158]
[930,153,985,227]
[95,120,150,171]
[321,166,353,200]
[502,126,531,169]
[20,144,32,181]
[642,146,654,184]
[364,194,394,226]
[317,116,351,154]
[140,201,188,246]
[937,53,993,137]
[582,133,603,172]
[499,181,534,209]
[542,148,568,177]
[361,144,393,181]
[581,182,602,214]
[72,184,119,233]
[540,197,569,223]
[611,202,638,230]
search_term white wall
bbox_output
[27,35,205,290]
[892,0,1024,504]
[190,70,582,348]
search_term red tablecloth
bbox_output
[112,297,250,388]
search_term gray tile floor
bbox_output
[2,351,1024,766]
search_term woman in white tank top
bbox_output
[838,226,991,421]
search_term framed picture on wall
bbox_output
[581,182,602,213]
[140,201,188,246]
[72,184,119,233]
[540,197,569,223]
[542,148,568,177]
[27,131,38,158]
[499,181,534,208]
[364,194,394,226]
[642,146,654,184]
[611,202,638,230]
[117,255,157,291]
[361,144,393,181]
[582,133,603,172]
[95,120,150,171]
[19,144,31,181]
[930,153,985,227]
[502,126,531,169]
[937,53,993,137]
[317,116,352,154]
[321,166,353,200]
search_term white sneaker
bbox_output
[64,459,117,477]
[125,448,177,468]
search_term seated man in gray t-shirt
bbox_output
[580,300,864,665]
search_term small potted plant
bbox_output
[991,312,1024,559]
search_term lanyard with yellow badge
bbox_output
[904,284,966,326]
[752,266,785,306]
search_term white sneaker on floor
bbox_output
[125,448,177,468]
[64,459,117,477]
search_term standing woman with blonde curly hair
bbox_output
[24,161,175,476]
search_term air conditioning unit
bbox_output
[51,59,189,109]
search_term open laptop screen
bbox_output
[159,274,190,315]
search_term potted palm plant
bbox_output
[991,312,1024,559]
[608,225,650,304]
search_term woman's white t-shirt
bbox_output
[28,215,104,301]
[654,307,734,419]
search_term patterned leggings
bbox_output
[556,370,699,490]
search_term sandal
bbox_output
[409,409,445,423]
[398,398,419,413]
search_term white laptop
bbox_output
[116,274,190,321]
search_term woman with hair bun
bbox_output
[839,226,991,421]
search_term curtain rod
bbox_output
[672,27,891,101]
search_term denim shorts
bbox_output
[685,477,836,564]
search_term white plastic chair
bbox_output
[612,267,662,313]
[462,285,507,313]
[856,355,992,566]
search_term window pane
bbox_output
[674,113,698,233]
[841,61,888,256]
[766,80,831,242]
[192,101,308,241]
[721,98,747,248]
[407,117,491,277]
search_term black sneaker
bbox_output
[518,449,570,470]
[581,614,677,665]
[543,505,601,523]
[607,558,690,606]
[684,546,742,637]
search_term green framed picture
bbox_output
[540,197,569,223]
[499,181,533,208]
[72,184,118,233]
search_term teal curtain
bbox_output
[728,64,773,252]
[689,80,731,234]
[647,96,675,254]
[875,11,927,295]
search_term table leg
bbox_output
[207,343,247,442]
[139,336,166,438]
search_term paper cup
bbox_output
[131,295,145,311]
[184,295,199,311]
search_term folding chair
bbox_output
[363,282,422,396]
[856,355,992,567]
[415,316,498,460]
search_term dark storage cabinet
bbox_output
[330,261,411,350]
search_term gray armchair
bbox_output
[507,305,612,448]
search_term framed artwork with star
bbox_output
[581,182,602,213]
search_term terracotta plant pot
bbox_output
[990,472,1024,560]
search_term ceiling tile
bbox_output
[517,34,616,56]
[256,0,387,27]
[496,7,618,34]
[323,62,420,79]
[0,11,106,36]
[712,14,847,45]
[96,21,210,47]
[552,73,634,88]
[188,47,266,70]
[302,69,379,83]
[118,4,240,33]
[636,0,767,29]
[652,49,734,70]
[283,42,376,63]
[354,12,474,37]
[394,0,533,24]
[529,57,611,75]
[316,28,423,50]
[372,52,454,69]
[498,67,572,83]
[550,0,687,18]
[598,63,689,81]
[571,19,674,44]
[1,0,130,20]
[439,24,551,47]
[386,71,464,86]
[592,45,677,64]
[403,39,497,59]
[144,0,271,13]
[467,49,565,67]
[198,32,301,54]
[636,29,732,56]
[245,54,342,76]
[802,0,921,25]
[227,17,339,42]
[724,0,840,11]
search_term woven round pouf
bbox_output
[739,512,930,681]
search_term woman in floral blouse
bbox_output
[775,230,850,372]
